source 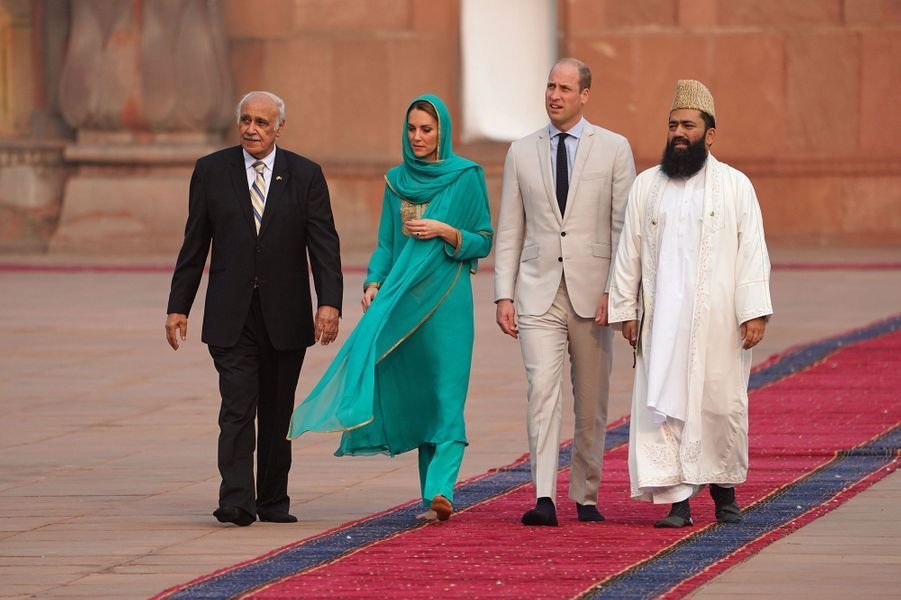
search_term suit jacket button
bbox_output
[560,231,567,237]
[558,257,563,262]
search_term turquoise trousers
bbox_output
[418,441,465,506]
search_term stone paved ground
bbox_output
[1,245,899,598]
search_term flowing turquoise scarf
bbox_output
[288,94,490,437]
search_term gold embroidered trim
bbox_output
[435,102,441,160]
[319,415,375,435]
[451,228,462,257]
[385,175,431,237]
[400,199,428,236]
[384,175,398,196]
[285,415,375,438]
[376,261,464,364]
[363,282,382,291]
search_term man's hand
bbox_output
[740,316,767,350]
[165,313,188,350]
[594,293,609,326]
[314,305,340,345]
[361,287,378,312]
[622,320,638,348]
[496,299,518,339]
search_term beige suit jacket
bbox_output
[494,121,636,317]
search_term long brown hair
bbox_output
[407,100,438,122]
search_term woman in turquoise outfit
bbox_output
[288,94,493,521]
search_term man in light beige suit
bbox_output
[495,58,635,526]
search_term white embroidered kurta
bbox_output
[608,155,773,503]
[645,165,705,425]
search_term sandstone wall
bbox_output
[220,0,464,254]
[221,0,901,250]
[1,0,899,253]
[564,0,901,244]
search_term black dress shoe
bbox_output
[258,512,298,523]
[522,497,558,526]
[576,503,605,522]
[213,506,255,527]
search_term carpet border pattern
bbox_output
[155,315,901,600]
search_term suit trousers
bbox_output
[208,291,305,517]
[518,279,612,505]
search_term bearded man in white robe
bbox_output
[608,80,773,528]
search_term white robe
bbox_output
[608,155,773,503]
[645,165,705,425]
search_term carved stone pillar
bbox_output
[0,140,70,252]
[0,1,72,252]
[50,0,233,254]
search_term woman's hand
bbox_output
[406,218,457,245]
[362,286,378,312]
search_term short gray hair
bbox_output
[236,91,286,128]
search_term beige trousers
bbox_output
[517,280,612,506]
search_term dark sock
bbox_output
[669,499,691,520]
[576,503,605,522]
[536,497,555,512]
[710,484,736,506]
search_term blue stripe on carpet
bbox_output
[580,425,900,599]
[162,314,901,599]
[749,314,901,389]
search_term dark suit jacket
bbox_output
[167,145,343,350]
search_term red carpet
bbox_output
[156,316,900,599]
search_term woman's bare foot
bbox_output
[416,509,438,521]
[430,495,453,521]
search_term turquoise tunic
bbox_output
[288,95,493,472]
[337,174,493,455]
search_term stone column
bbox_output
[50,0,233,254]
[0,0,72,253]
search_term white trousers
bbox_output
[518,280,612,505]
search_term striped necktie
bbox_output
[250,160,267,233]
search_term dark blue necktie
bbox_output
[555,132,569,216]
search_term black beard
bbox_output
[660,137,708,178]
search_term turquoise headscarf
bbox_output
[288,94,490,439]
[386,94,479,203]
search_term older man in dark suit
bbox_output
[165,91,343,526]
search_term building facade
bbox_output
[1,0,900,254]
